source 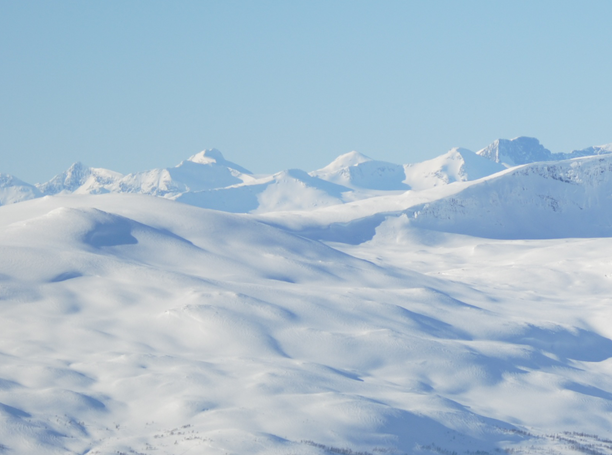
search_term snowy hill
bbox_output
[0,173,41,205]
[2,194,612,454]
[311,151,409,190]
[404,154,612,238]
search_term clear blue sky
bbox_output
[1,0,611,183]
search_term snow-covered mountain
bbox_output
[117,149,254,197]
[404,154,612,239]
[561,142,612,159]
[476,136,612,167]
[311,151,409,190]
[2,137,612,223]
[403,147,506,190]
[0,173,41,205]
[37,161,124,195]
[37,149,254,198]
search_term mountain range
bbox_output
[3,137,612,219]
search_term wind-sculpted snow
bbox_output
[2,194,612,454]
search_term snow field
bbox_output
[1,194,612,454]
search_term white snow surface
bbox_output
[3,138,612,454]
[1,193,612,454]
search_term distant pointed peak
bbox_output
[187,149,225,164]
[183,148,252,175]
[316,151,373,174]
[334,151,372,166]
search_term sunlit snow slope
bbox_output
[2,194,612,455]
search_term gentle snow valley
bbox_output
[2,137,612,455]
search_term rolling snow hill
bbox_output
[1,194,612,455]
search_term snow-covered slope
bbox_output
[311,151,409,190]
[0,173,41,205]
[2,194,612,454]
[404,147,506,190]
[404,154,612,238]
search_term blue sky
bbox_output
[1,1,612,183]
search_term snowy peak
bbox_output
[476,137,612,167]
[476,137,553,167]
[0,173,41,205]
[37,162,123,196]
[312,151,407,190]
[186,148,253,175]
[404,147,506,190]
[315,151,373,174]
[187,148,225,164]
[38,161,91,195]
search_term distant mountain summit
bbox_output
[119,149,253,197]
[404,147,506,190]
[476,137,553,167]
[0,173,41,205]
[187,148,253,175]
[476,136,612,167]
[311,151,408,190]
[37,162,124,195]
[37,149,254,199]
